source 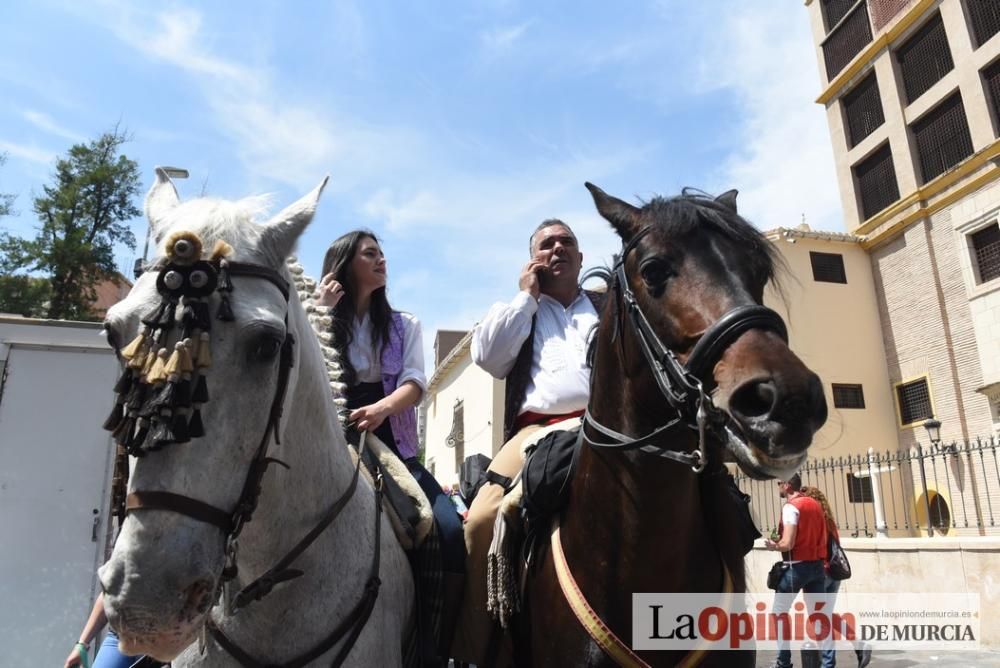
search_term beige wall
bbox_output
[423,348,503,486]
[765,233,900,459]
[870,209,995,447]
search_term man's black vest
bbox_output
[501,289,605,442]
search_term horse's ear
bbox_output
[146,167,180,242]
[716,189,738,213]
[585,182,641,239]
[261,176,330,260]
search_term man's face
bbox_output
[531,224,583,284]
[777,480,790,499]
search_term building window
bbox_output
[968,0,1000,48]
[847,474,874,503]
[823,2,873,80]
[810,252,848,283]
[822,0,858,32]
[896,377,933,426]
[871,0,913,32]
[833,383,866,409]
[912,93,974,184]
[984,58,1000,136]
[897,12,954,104]
[971,222,1000,283]
[843,72,885,147]
[854,143,900,219]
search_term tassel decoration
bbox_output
[146,348,169,385]
[121,332,148,361]
[103,398,125,432]
[192,375,209,404]
[113,368,134,395]
[140,303,167,329]
[158,301,178,330]
[217,294,235,321]
[192,301,212,332]
[175,376,193,408]
[172,411,191,443]
[148,417,177,451]
[188,408,205,438]
[197,332,212,368]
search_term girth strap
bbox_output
[126,491,233,533]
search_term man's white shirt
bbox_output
[471,290,598,416]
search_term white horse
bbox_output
[100,170,414,665]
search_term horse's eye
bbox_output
[250,335,283,362]
[639,259,674,287]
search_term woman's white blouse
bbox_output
[347,311,427,392]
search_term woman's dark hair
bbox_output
[321,229,392,386]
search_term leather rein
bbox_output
[580,225,788,471]
[120,260,384,667]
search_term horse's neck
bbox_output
[561,341,721,593]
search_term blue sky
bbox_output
[0,1,842,364]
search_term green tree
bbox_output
[0,152,14,218]
[0,128,142,320]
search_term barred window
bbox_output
[971,222,1000,283]
[843,72,885,147]
[823,3,873,79]
[833,383,866,409]
[984,58,1000,134]
[810,252,848,284]
[847,474,874,503]
[897,13,954,104]
[871,0,913,32]
[823,0,857,32]
[896,378,932,426]
[968,0,1000,47]
[854,143,900,219]
[912,93,974,183]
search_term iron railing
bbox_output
[735,435,1000,538]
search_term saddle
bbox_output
[345,427,434,551]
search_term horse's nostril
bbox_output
[730,380,777,419]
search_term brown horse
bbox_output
[518,184,828,667]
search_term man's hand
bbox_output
[350,400,392,432]
[315,273,345,308]
[519,256,549,299]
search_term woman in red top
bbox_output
[800,486,871,668]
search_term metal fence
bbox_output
[734,435,1000,538]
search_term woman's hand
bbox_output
[350,400,392,432]
[315,273,345,308]
[64,642,87,668]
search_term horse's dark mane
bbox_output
[641,189,780,284]
[583,189,786,369]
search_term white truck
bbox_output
[0,315,118,666]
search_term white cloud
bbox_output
[481,21,532,53]
[0,140,55,166]
[88,4,432,192]
[697,4,843,232]
[21,110,84,143]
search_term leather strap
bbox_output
[551,519,730,668]
[126,491,233,532]
[208,465,384,668]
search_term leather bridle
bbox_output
[581,225,789,471]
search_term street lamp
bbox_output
[923,418,942,446]
[923,418,955,454]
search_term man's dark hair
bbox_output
[787,474,802,492]
[529,218,577,253]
